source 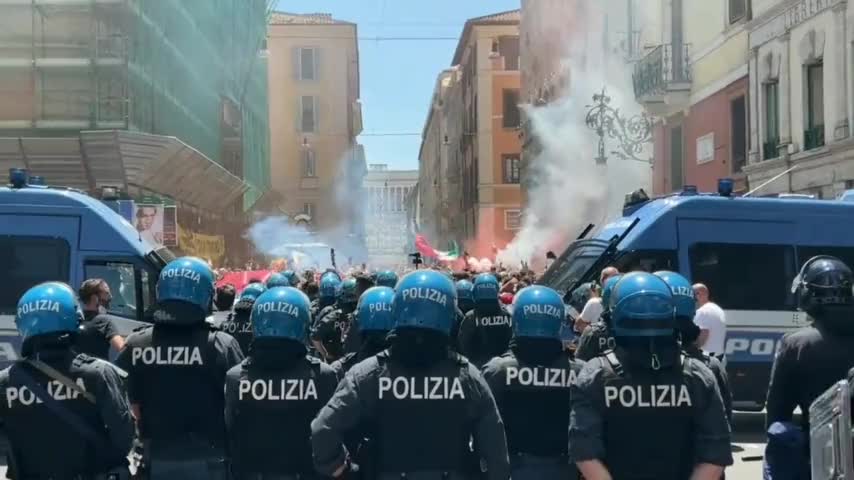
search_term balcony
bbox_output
[804,125,825,151]
[632,43,692,116]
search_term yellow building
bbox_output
[267,12,364,231]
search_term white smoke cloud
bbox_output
[497,4,652,269]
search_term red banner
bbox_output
[216,270,273,294]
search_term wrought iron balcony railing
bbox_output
[632,43,692,100]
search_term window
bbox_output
[504,209,522,230]
[731,95,747,172]
[498,36,520,70]
[502,155,521,184]
[764,82,780,160]
[85,262,139,319]
[805,61,825,149]
[729,0,750,24]
[503,89,521,128]
[302,149,316,177]
[614,250,679,273]
[298,47,317,81]
[300,95,317,133]
[303,202,315,218]
[0,236,70,313]
[689,243,796,311]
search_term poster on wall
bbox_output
[162,205,178,247]
[133,203,165,246]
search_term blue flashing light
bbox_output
[9,168,27,188]
[718,178,734,197]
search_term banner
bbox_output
[179,226,226,264]
[133,203,165,246]
[216,270,273,293]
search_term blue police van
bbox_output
[542,182,854,410]
[0,169,173,368]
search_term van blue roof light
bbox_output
[681,185,698,196]
[718,178,734,197]
[28,175,45,186]
[9,168,27,189]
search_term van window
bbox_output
[615,250,678,273]
[0,236,70,314]
[797,246,854,272]
[85,262,138,319]
[689,243,796,311]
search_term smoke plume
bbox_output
[497,3,651,269]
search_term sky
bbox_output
[276,0,521,171]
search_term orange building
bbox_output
[447,10,522,256]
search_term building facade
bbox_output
[267,12,365,232]
[0,0,272,262]
[744,0,854,198]
[442,10,522,256]
[363,164,417,266]
[633,0,752,194]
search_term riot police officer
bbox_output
[456,279,475,315]
[569,272,732,479]
[311,278,358,362]
[0,282,134,479]
[221,282,266,355]
[656,270,733,421]
[116,257,245,479]
[767,256,854,435]
[575,274,621,361]
[482,286,583,479]
[225,287,338,479]
[311,269,511,480]
[376,270,399,289]
[331,286,395,377]
[458,273,513,368]
[312,272,341,321]
[266,272,290,289]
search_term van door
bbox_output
[0,214,80,367]
[677,217,799,410]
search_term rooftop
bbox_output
[452,9,521,65]
[270,12,355,26]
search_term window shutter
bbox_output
[313,48,320,81]
[296,95,303,133]
[312,96,319,132]
[293,46,301,80]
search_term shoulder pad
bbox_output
[451,352,469,366]
[72,353,98,367]
[132,324,153,333]
[306,355,324,366]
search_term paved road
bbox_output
[0,411,769,478]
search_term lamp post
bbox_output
[585,87,653,166]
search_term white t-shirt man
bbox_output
[694,302,727,356]
[580,297,604,325]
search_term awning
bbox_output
[0,130,249,213]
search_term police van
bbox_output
[0,169,172,368]
[542,182,854,411]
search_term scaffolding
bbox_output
[0,0,272,211]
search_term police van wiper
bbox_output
[539,223,595,285]
[562,217,640,302]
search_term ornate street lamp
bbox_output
[585,87,653,166]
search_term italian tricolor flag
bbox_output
[415,235,460,262]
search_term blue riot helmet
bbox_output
[792,256,854,312]
[356,286,395,333]
[610,272,675,338]
[392,270,457,335]
[376,270,399,289]
[456,279,474,309]
[156,256,215,311]
[15,282,81,341]
[319,273,341,301]
[251,287,311,342]
[473,273,500,303]
[654,271,696,320]
[512,286,565,339]
[266,273,289,289]
[282,270,300,287]
[240,282,267,302]
[338,278,358,305]
[601,274,624,314]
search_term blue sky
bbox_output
[276,0,521,170]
